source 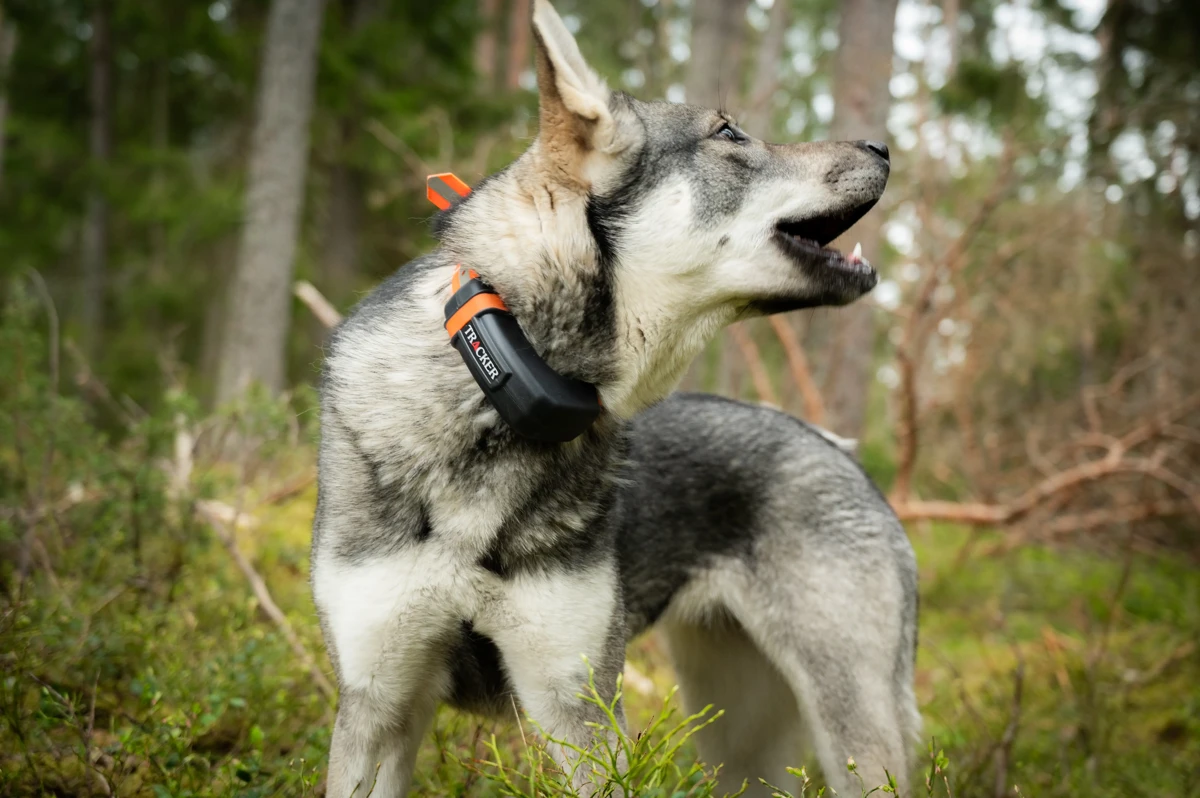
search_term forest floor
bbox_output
[2,425,1199,797]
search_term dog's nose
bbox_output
[859,140,890,162]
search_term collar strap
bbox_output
[428,173,602,443]
[445,266,508,338]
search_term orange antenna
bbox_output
[426,173,472,210]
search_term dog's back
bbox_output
[620,393,911,634]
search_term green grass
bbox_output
[2,305,1197,796]
[912,523,1200,796]
[4,491,1197,796]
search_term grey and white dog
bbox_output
[312,1,917,795]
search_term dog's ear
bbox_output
[532,0,636,182]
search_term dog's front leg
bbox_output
[315,551,466,798]
[478,559,629,795]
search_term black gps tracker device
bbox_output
[443,268,602,442]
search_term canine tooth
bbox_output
[851,242,863,261]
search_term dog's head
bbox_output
[441,0,889,417]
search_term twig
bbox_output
[364,118,432,180]
[992,657,1024,798]
[728,322,778,406]
[258,469,317,507]
[294,280,344,330]
[195,503,335,701]
[767,315,825,424]
[891,145,1018,500]
[24,269,59,394]
[1041,500,1192,535]
[16,270,61,585]
[64,338,145,427]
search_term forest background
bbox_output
[1,0,1198,795]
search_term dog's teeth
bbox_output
[851,242,863,261]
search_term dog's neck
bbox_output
[436,149,734,420]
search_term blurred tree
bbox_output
[475,0,500,88]
[506,0,532,90]
[685,0,751,108]
[822,0,899,438]
[740,0,789,135]
[1090,0,1199,183]
[215,0,326,403]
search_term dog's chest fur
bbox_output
[313,252,628,577]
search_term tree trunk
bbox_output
[942,0,959,78]
[215,0,326,403]
[505,0,532,91]
[683,0,750,394]
[820,0,898,438]
[80,1,112,356]
[684,0,751,108]
[475,0,501,87]
[0,12,17,193]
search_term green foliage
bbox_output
[474,671,732,798]
[936,59,1042,128]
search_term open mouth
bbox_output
[772,200,878,276]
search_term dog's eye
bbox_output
[714,124,744,143]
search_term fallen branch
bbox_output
[196,502,335,701]
[893,387,1200,530]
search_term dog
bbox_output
[311,0,912,794]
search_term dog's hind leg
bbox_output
[662,616,807,798]
[477,560,629,795]
[725,563,917,797]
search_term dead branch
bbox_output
[893,359,1200,531]
[891,450,1200,528]
[196,502,335,701]
[364,118,431,181]
[64,339,145,426]
[1041,500,1193,536]
[294,280,344,330]
[729,322,778,406]
[258,469,317,507]
[767,315,825,424]
[891,348,920,500]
